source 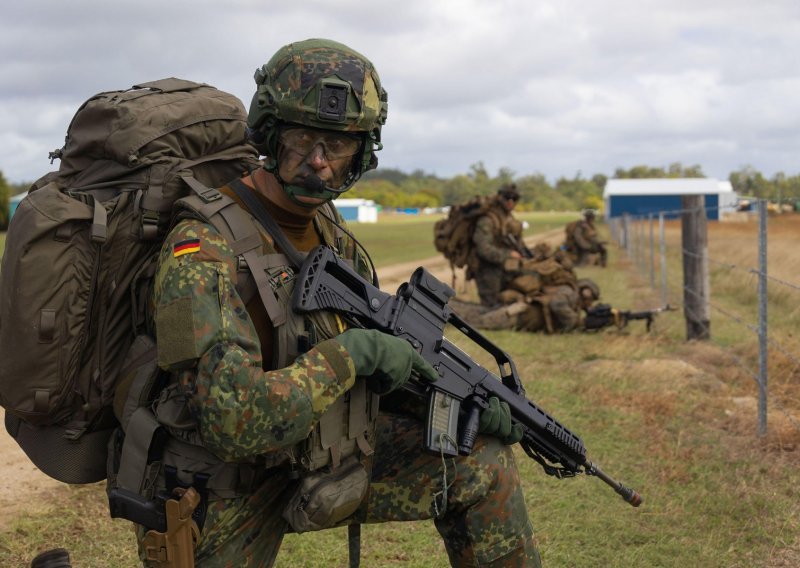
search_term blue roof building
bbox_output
[603,178,737,220]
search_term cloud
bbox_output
[2,0,800,184]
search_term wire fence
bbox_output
[608,199,800,438]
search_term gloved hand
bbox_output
[478,396,524,445]
[335,328,438,394]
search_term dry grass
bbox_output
[634,214,800,435]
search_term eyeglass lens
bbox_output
[280,128,361,159]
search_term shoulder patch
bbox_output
[173,238,201,258]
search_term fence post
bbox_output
[623,214,631,257]
[659,212,668,306]
[649,213,655,289]
[681,195,710,340]
[610,217,618,246]
[757,199,769,436]
[635,217,641,271]
[637,216,644,272]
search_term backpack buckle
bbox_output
[63,421,89,441]
[179,172,221,203]
[141,213,160,240]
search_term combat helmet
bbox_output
[497,183,520,201]
[577,278,600,304]
[247,38,388,199]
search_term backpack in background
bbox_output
[433,195,494,282]
[0,78,260,484]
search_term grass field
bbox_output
[1,217,799,567]
[346,211,577,267]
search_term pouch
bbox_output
[283,456,368,533]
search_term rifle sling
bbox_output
[228,178,306,269]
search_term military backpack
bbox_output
[433,195,498,282]
[0,78,260,484]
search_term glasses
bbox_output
[501,194,519,202]
[279,127,362,160]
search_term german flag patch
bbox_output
[173,238,201,258]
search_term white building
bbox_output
[333,198,378,223]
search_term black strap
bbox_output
[348,523,361,568]
[228,178,306,268]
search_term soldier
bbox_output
[471,184,524,306]
[135,39,540,567]
[564,209,607,267]
[451,278,600,334]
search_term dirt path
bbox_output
[0,416,65,528]
[0,228,565,530]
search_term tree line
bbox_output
[354,162,800,212]
[1,162,797,230]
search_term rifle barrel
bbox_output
[586,461,642,507]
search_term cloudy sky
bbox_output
[2,0,798,186]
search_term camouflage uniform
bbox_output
[471,198,519,307]
[450,286,580,334]
[147,184,541,566]
[565,213,607,267]
[451,267,601,335]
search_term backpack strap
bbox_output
[176,175,288,327]
[138,150,258,240]
[228,178,306,268]
[527,293,556,334]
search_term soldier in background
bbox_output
[453,234,602,334]
[452,277,600,334]
[470,184,524,306]
[563,209,607,267]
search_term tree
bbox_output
[729,166,771,199]
[591,174,608,191]
[614,163,705,179]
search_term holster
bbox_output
[142,487,201,568]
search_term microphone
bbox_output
[301,174,328,193]
[299,174,349,195]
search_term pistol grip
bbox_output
[458,404,481,455]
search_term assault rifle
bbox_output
[293,245,642,507]
[504,234,533,259]
[583,303,673,332]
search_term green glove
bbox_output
[478,396,524,445]
[335,328,438,394]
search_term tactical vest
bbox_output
[108,186,379,528]
[484,206,514,247]
[467,205,514,273]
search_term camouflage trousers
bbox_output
[473,263,512,307]
[575,246,607,267]
[139,413,541,567]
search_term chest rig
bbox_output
[107,180,380,529]
[485,206,514,246]
[178,180,380,476]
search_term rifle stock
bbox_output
[293,245,642,507]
